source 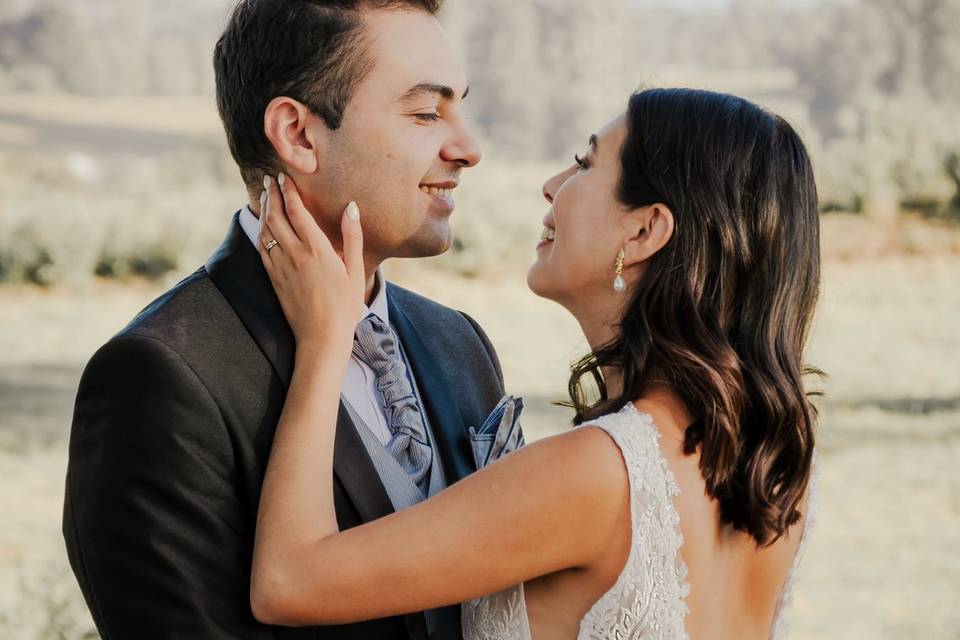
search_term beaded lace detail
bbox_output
[575,403,690,640]
[462,403,816,640]
[461,581,531,640]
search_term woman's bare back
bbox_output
[660,406,813,639]
[463,396,816,640]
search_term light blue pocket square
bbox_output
[467,395,525,469]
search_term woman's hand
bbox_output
[257,173,365,360]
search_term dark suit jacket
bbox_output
[62,212,505,640]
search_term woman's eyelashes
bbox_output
[574,153,590,170]
[413,112,441,122]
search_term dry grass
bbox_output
[1,240,958,638]
[0,121,958,636]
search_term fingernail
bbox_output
[346,201,360,221]
[263,175,272,190]
[278,172,286,187]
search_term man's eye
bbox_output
[413,113,441,122]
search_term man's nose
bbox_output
[441,119,482,168]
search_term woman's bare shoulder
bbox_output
[517,425,634,503]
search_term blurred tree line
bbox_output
[444,0,960,219]
[1,0,959,218]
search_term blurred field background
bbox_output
[1,0,959,638]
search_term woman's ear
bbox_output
[263,97,321,175]
[621,203,675,268]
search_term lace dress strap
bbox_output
[576,403,691,640]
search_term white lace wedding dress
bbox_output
[461,402,818,640]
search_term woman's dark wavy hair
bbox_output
[568,88,822,547]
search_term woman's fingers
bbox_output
[262,174,300,253]
[257,190,277,270]
[260,173,361,304]
[277,172,330,252]
[340,201,365,295]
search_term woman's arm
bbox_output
[249,175,631,627]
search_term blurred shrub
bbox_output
[1,0,960,288]
[0,146,244,287]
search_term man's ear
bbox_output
[263,97,322,175]
[621,203,675,268]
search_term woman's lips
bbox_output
[537,226,555,250]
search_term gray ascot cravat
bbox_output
[352,313,433,494]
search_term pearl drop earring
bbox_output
[613,249,626,292]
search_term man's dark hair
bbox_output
[214,0,444,193]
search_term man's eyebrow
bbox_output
[589,134,598,151]
[397,82,470,102]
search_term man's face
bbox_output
[303,8,481,262]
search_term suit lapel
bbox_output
[204,212,394,526]
[204,214,449,640]
[388,290,478,485]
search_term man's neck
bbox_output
[364,270,380,307]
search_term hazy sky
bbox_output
[637,0,819,6]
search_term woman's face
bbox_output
[527,114,631,309]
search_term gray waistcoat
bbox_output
[342,399,448,510]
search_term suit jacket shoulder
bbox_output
[115,267,232,351]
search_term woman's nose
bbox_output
[542,180,553,204]
[542,168,571,204]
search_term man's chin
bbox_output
[405,238,453,259]
[393,224,453,259]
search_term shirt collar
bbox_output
[238,204,389,325]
